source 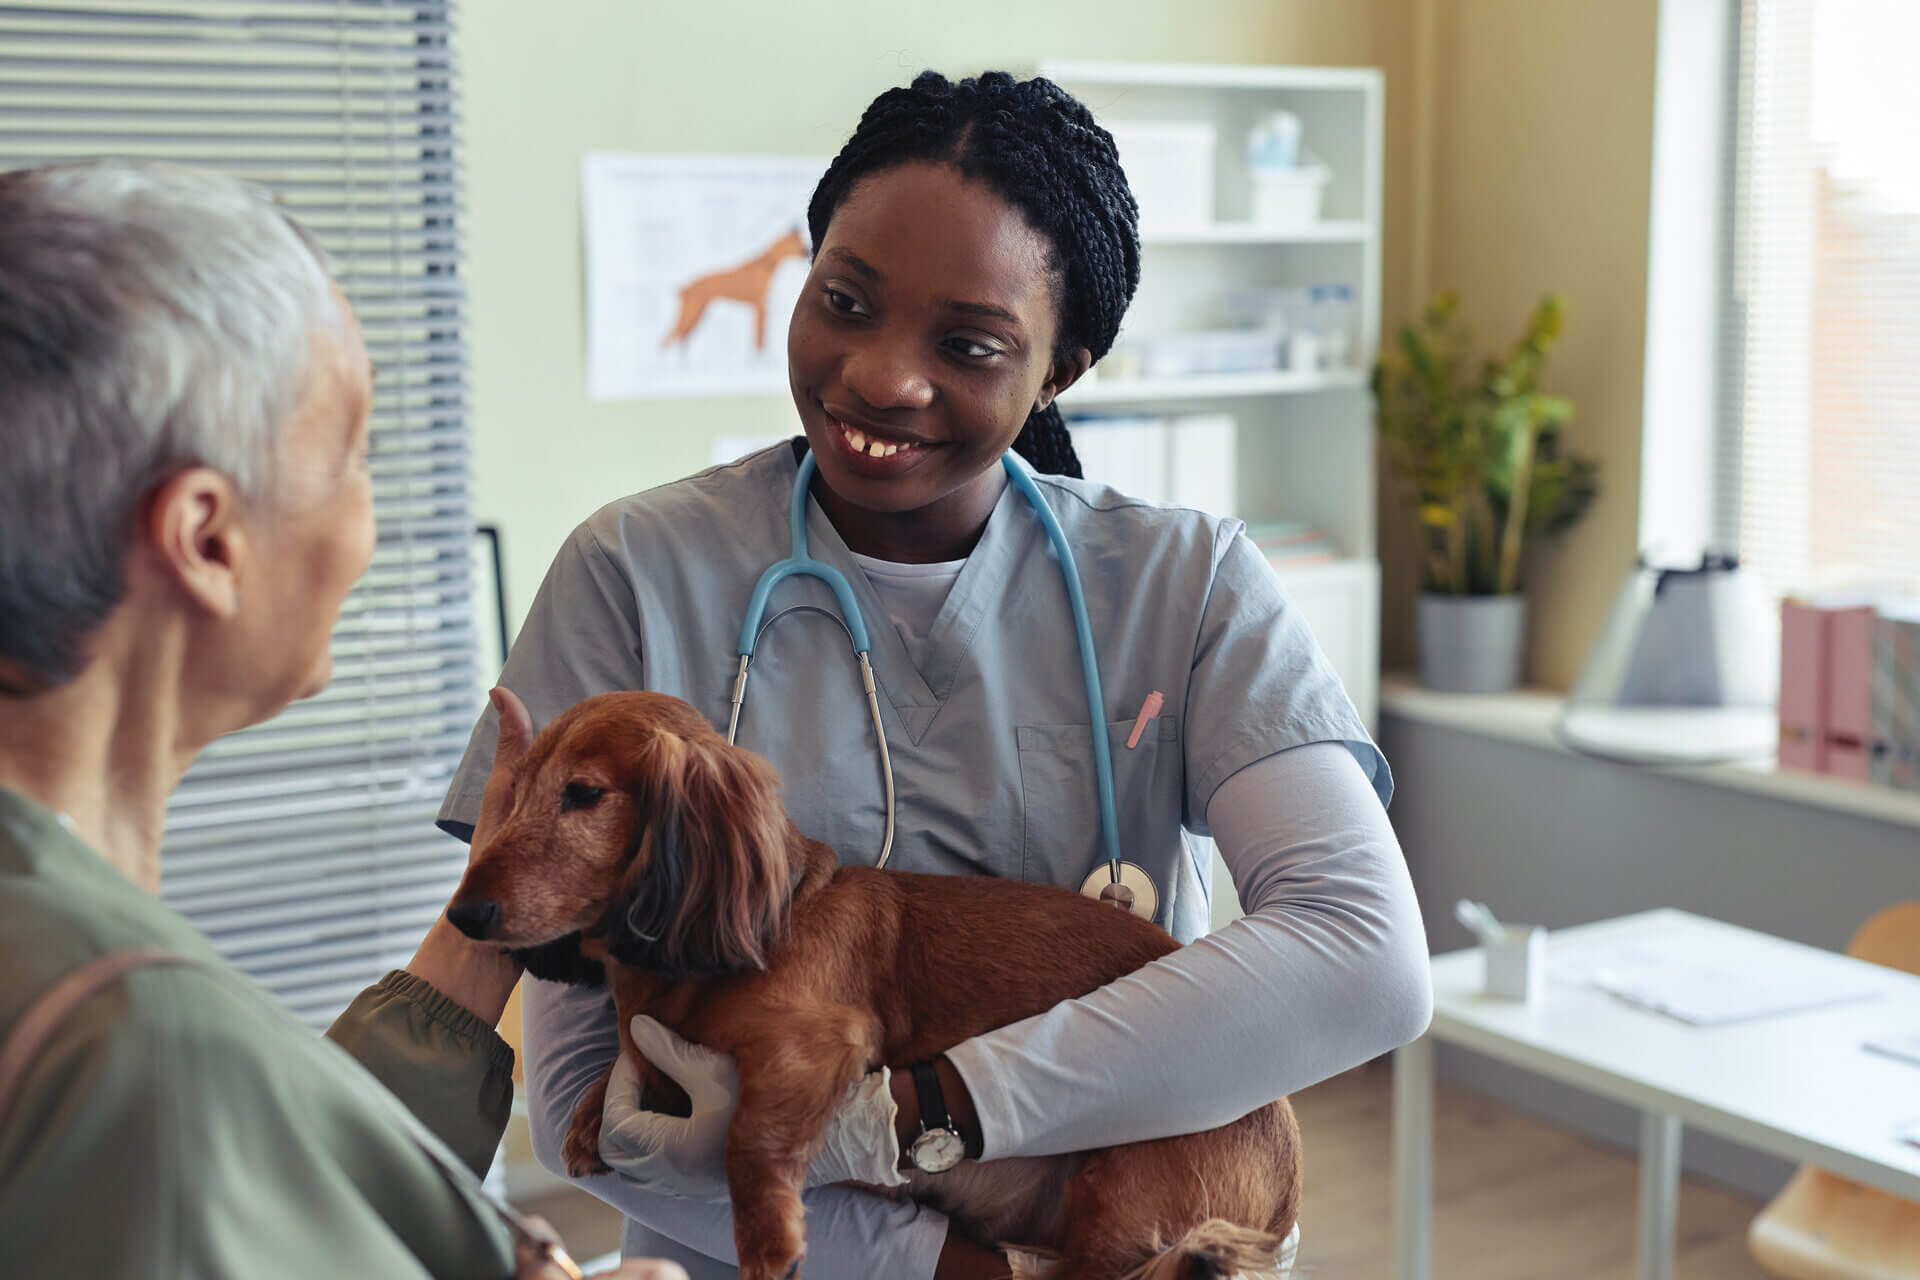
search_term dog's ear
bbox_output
[508,933,606,988]
[602,731,794,979]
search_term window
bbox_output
[1718,0,1920,595]
[0,2,481,1027]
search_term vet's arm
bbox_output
[945,742,1433,1161]
[523,976,959,1279]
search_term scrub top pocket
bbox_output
[1015,716,1183,905]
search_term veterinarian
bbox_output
[440,72,1433,1280]
[0,161,684,1280]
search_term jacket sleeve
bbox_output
[326,968,518,1177]
[0,967,516,1279]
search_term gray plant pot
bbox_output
[1417,593,1528,693]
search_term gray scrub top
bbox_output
[439,440,1387,945]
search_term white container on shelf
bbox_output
[1248,158,1330,227]
[1137,330,1280,379]
[1106,120,1216,230]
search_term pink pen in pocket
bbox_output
[1126,691,1165,749]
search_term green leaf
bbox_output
[1374,290,1597,593]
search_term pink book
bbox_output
[1825,605,1877,780]
[1778,599,1829,772]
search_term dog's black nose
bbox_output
[446,899,499,940]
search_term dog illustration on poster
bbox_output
[660,226,808,353]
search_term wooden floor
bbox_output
[1292,1059,1771,1279]
[513,1059,1776,1278]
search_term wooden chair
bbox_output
[1748,902,1920,1279]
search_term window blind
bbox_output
[0,1,481,1027]
[1720,0,1920,597]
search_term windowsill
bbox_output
[1379,671,1920,834]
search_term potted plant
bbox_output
[1373,291,1599,692]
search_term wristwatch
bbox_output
[906,1060,966,1173]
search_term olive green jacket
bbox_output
[0,788,519,1278]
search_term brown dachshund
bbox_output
[448,690,1299,1280]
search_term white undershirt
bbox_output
[849,551,965,663]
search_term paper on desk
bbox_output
[1549,939,1883,1027]
[1864,1028,1920,1069]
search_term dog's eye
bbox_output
[561,782,606,812]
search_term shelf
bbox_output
[1377,673,1920,834]
[1039,59,1383,93]
[1139,220,1370,246]
[1061,367,1365,406]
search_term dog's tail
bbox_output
[1118,1218,1295,1280]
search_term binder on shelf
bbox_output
[1826,604,1878,781]
[1166,414,1237,517]
[1873,603,1920,791]
[1778,598,1831,773]
[1067,412,1240,519]
[1780,591,1920,786]
[1066,415,1168,504]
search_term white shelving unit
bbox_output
[1041,59,1384,736]
[1040,61,1384,933]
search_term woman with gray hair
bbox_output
[0,160,682,1280]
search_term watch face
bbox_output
[909,1128,966,1173]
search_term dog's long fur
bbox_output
[450,691,1300,1280]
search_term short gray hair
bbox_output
[0,159,340,691]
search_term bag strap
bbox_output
[0,947,197,1123]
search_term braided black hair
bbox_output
[807,71,1142,479]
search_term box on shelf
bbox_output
[1140,330,1279,379]
[1226,285,1355,371]
[1249,157,1330,228]
[1105,120,1216,230]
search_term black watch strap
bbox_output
[910,1060,951,1134]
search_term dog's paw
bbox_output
[562,1073,613,1177]
[733,1193,806,1280]
[561,1123,611,1179]
[734,1243,804,1280]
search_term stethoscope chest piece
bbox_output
[1080,860,1158,922]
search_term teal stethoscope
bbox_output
[725,449,1159,921]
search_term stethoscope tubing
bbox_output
[729,448,1121,887]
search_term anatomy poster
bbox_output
[583,153,825,399]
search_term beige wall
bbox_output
[457,0,1412,632]
[1381,0,1661,686]
[460,1,1658,690]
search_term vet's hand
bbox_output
[471,687,536,859]
[598,1016,738,1201]
[599,1016,908,1200]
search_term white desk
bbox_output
[1392,909,1920,1280]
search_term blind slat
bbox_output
[1721,0,1920,597]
